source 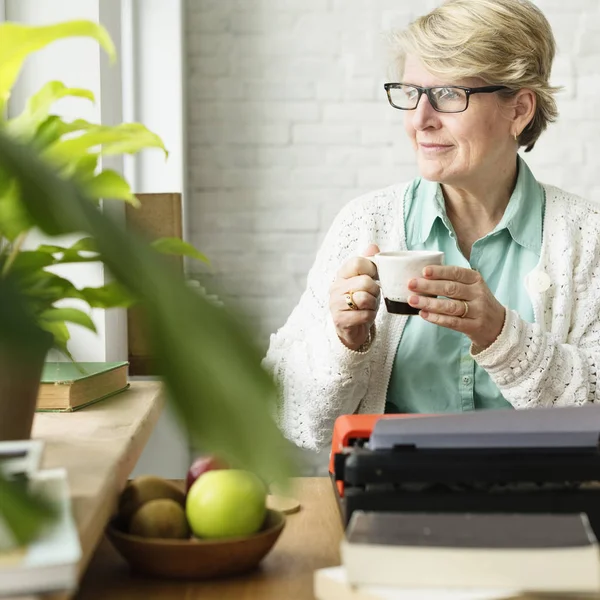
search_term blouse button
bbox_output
[525,270,551,293]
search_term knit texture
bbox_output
[263,182,600,450]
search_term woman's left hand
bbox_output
[407,265,506,350]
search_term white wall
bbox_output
[124,0,187,208]
[185,0,600,350]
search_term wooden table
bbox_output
[75,478,343,600]
[31,382,165,598]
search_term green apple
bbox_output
[186,469,267,539]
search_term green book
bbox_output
[36,362,129,412]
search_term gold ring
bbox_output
[460,300,469,318]
[344,291,359,311]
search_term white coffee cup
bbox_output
[370,251,445,315]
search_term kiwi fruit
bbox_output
[129,499,190,539]
[119,475,186,522]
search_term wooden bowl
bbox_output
[106,509,285,579]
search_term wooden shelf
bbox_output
[31,381,165,599]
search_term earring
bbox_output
[514,131,519,142]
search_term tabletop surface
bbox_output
[75,477,343,600]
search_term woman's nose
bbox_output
[411,93,439,130]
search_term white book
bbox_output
[0,440,44,478]
[341,511,600,593]
[0,468,82,597]
[314,566,522,600]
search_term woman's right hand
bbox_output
[329,244,381,351]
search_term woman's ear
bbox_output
[513,88,536,133]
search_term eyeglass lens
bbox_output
[388,86,468,112]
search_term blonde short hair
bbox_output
[389,0,560,152]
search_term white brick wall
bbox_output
[185,0,600,349]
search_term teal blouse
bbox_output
[386,157,545,414]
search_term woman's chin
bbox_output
[417,158,447,182]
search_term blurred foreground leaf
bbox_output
[0,474,57,547]
[0,130,293,485]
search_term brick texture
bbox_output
[185,0,600,350]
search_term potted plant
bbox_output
[0,20,291,547]
[0,19,208,441]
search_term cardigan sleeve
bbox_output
[262,199,377,451]
[472,190,600,409]
[473,300,600,408]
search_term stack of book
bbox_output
[314,511,600,600]
[0,441,82,597]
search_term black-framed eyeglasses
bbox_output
[384,83,510,113]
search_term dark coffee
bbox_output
[384,298,419,315]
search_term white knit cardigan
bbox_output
[263,182,600,451]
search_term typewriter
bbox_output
[329,405,600,536]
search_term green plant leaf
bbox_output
[39,307,96,333]
[7,81,95,140]
[70,237,97,252]
[0,175,32,241]
[44,123,167,169]
[36,238,100,265]
[20,271,83,308]
[53,253,100,265]
[0,20,115,114]
[71,153,99,182]
[33,116,96,151]
[8,250,55,274]
[81,169,138,204]
[39,319,72,356]
[0,129,294,485]
[79,282,137,308]
[151,237,210,264]
[35,244,69,254]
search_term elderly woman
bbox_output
[264,0,600,451]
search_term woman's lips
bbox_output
[419,143,453,153]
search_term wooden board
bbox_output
[125,193,183,375]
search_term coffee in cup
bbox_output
[369,251,445,315]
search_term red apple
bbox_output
[185,455,228,492]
